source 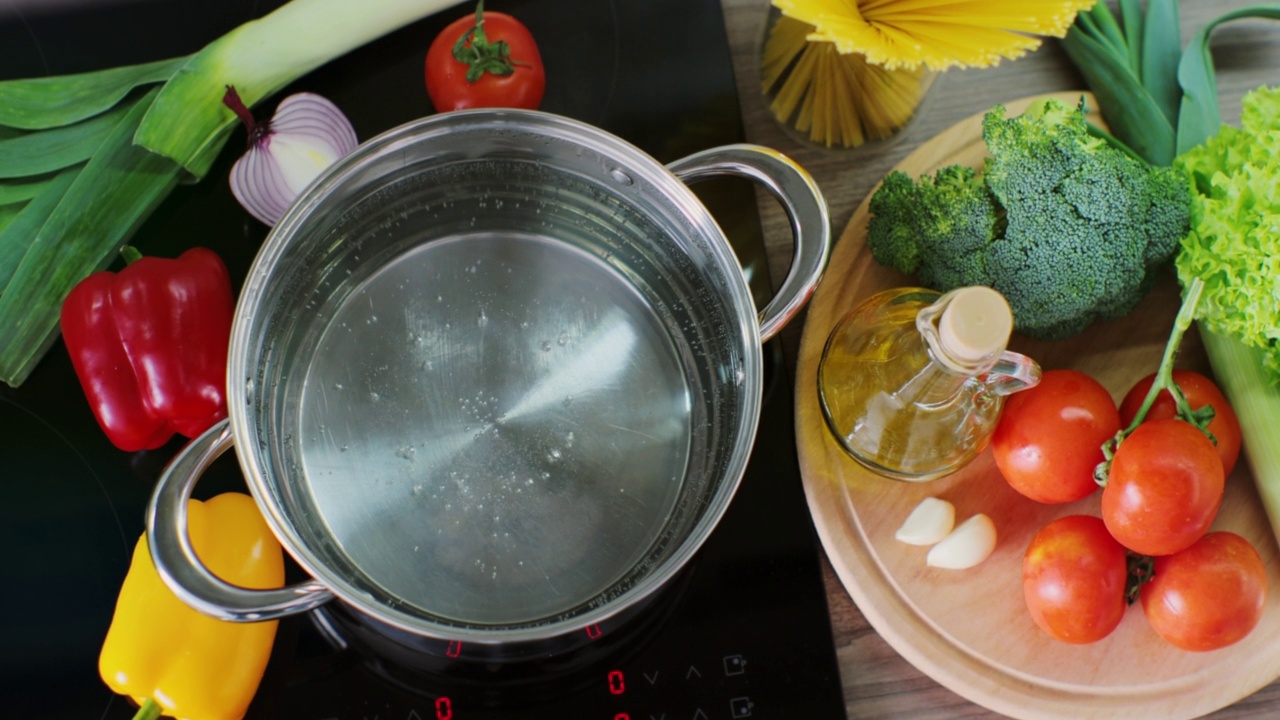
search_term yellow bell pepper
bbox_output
[99,492,285,720]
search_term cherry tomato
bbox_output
[425,3,545,112]
[992,369,1121,504]
[1141,532,1267,651]
[1101,418,1224,556]
[1023,515,1130,644]
[1119,369,1242,478]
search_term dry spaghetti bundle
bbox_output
[761,0,1097,147]
[762,15,930,147]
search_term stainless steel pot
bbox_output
[147,109,828,646]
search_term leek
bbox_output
[0,0,457,387]
[1202,330,1280,538]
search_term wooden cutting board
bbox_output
[794,92,1280,719]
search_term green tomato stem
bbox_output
[1095,277,1206,486]
[452,0,525,83]
[1122,276,1205,433]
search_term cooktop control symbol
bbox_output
[730,696,755,718]
[723,654,747,676]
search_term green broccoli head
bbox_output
[867,165,1002,292]
[980,98,1190,340]
[865,97,1191,341]
[987,194,1149,340]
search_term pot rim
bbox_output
[225,109,765,644]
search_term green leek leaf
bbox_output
[1118,0,1144,75]
[0,88,182,387]
[1177,6,1280,156]
[1083,3,1132,65]
[1141,0,1183,128]
[0,203,24,237]
[0,99,136,178]
[0,169,79,292]
[0,57,185,130]
[1062,25,1176,165]
[0,175,63,205]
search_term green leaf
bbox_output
[0,56,186,130]
[0,168,79,292]
[0,88,182,387]
[1061,25,1176,165]
[1084,2,1133,65]
[0,175,65,205]
[0,98,137,179]
[1177,6,1280,156]
[1119,0,1144,75]
[1141,0,1183,129]
[0,203,23,236]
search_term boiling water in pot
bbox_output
[271,157,736,629]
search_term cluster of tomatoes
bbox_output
[989,368,1267,651]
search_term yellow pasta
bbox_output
[774,0,1098,70]
[761,15,929,148]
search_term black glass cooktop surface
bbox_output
[0,1,847,718]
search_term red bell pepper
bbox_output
[60,246,234,452]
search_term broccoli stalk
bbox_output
[867,97,1191,341]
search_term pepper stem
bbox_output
[120,245,143,265]
[131,698,162,720]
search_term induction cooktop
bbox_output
[0,1,847,718]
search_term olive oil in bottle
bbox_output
[817,286,1040,481]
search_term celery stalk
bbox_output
[137,0,458,178]
[1200,327,1280,539]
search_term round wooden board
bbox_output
[795,92,1280,720]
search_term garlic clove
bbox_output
[895,496,955,546]
[926,513,997,570]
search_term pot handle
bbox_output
[146,418,334,622]
[668,144,830,341]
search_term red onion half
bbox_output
[226,90,358,226]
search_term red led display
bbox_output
[614,714,631,720]
[608,669,626,695]
[445,640,463,658]
[435,696,453,720]
[585,623,603,639]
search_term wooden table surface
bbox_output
[715,2,1280,718]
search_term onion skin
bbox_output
[228,91,357,225]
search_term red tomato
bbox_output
[992,369,1121,504]
[1101,418,1224,556]
[1023,515,1130,644]
[425,4,545,111]
[1119,369,1242,478]
[1141,532,1267,651]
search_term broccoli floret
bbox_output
[866,165,1002,291]
[866,97,1190,341]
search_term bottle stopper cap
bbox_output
[938,286,1013,364]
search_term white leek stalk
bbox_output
[1200,328,1280,540]
[138,0,458,178]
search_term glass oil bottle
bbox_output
[817,286,1040,481]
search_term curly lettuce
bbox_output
[1175,84,1280,383]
